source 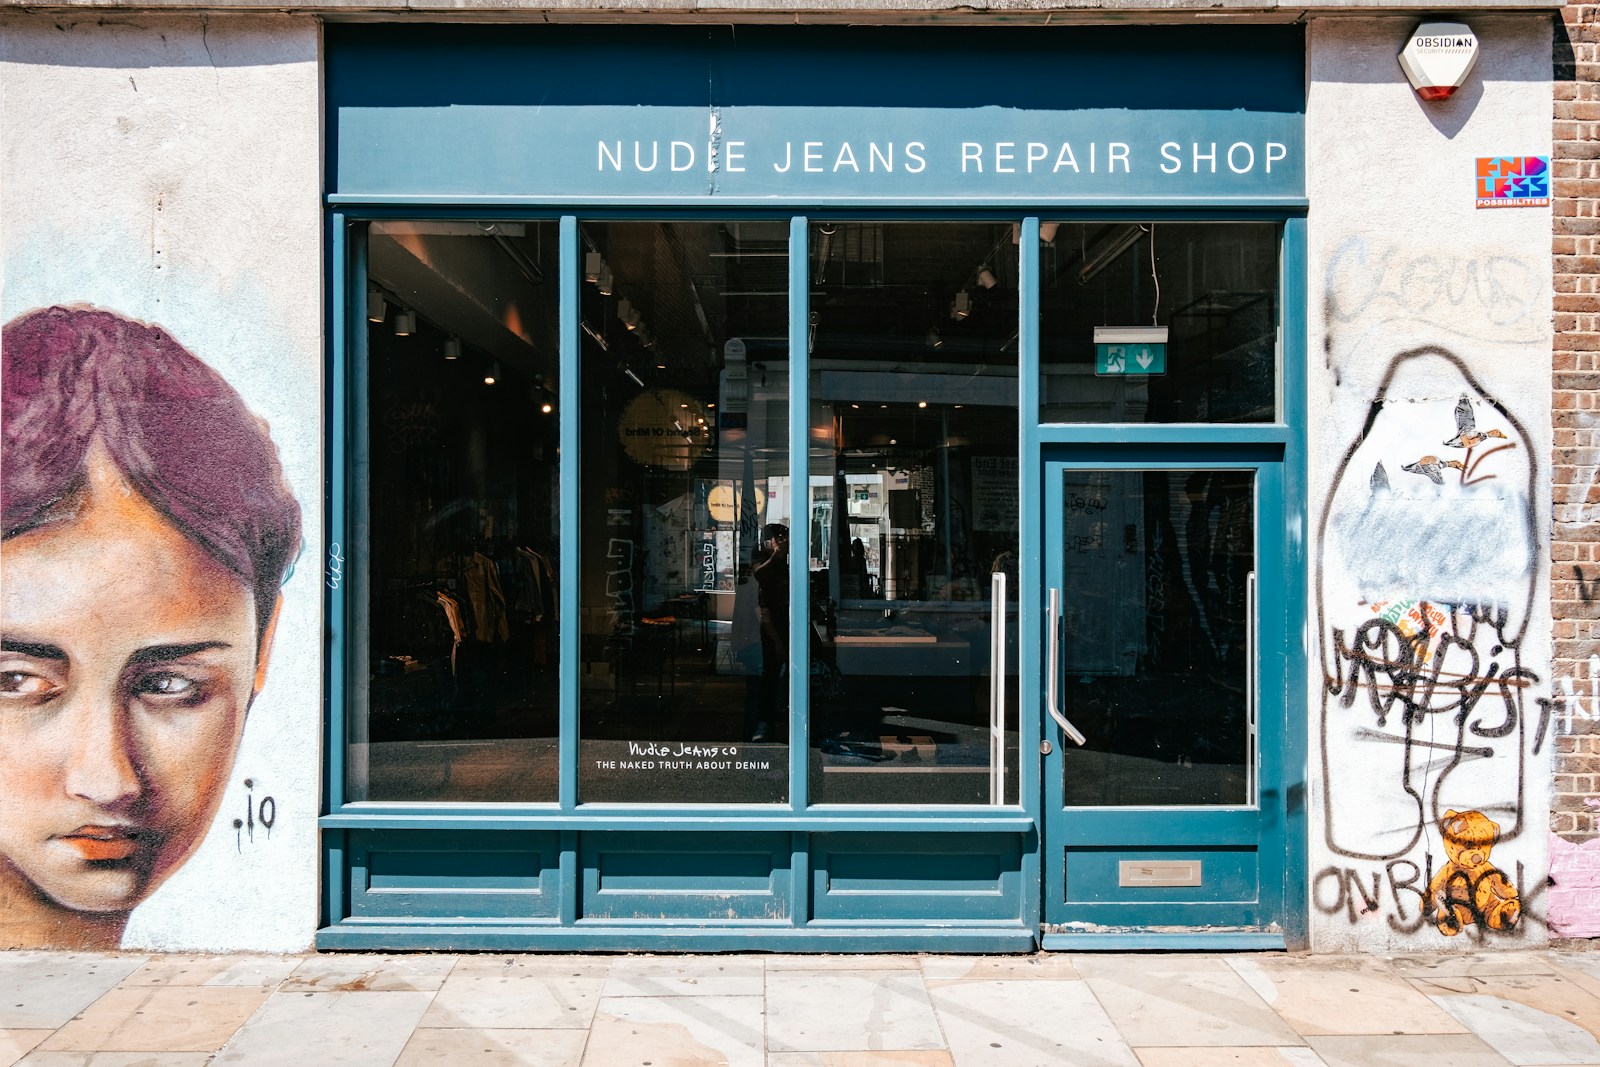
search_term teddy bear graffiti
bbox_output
[1427,809,1521,935]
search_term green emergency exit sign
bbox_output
[1093,326,1169,377]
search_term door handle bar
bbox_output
[1046,587,1087,746]
[989,571,1006,805]
[1246,569,1256,803]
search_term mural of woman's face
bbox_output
[0,447,264,916]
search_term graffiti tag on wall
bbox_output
[1316,347,1544,940]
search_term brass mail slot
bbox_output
[1119,860,1202,888]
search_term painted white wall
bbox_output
[1306,15,1554,951]
[1,13,323,951]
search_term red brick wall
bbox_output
[1555,3,1600,847]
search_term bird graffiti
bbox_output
[1445,395,1509,449]
[1401,455,1466,484]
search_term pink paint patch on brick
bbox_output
[1550,833,1600,937]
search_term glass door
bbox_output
[1040,450,1287,941]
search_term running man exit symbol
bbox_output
[1095,341,1166,376]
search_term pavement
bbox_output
[4,949,1600,1066]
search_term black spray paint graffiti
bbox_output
[1317,347,1547,935]
[1313,855,1538,939]
[231,778,278,852]
[1324,609,1541,852]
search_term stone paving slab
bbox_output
[0,950,1597,1066]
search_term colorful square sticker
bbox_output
[1476,156,1550,208]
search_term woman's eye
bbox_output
[134,673,202,701]
[0,670,56,698]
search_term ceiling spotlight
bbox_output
[926,329,943,349]
[951,292,971,321]
[584,251,603,284]
[977,266,998,289]
[393,310,416,336]
[366,291,387,323]
[541,402,554,414]
[598,265,614,296]
[442,338,461,360]
[485,361,500,386]
[918,401,928,409]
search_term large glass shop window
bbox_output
[578,222,790,804]
[1039,223,1280,423]
[352,220,561,802]
[807,222,1021,805]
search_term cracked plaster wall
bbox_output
[1,12,323,951]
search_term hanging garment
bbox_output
[435,590,467,675]
[515,545,545,622]
[465,552,511,643]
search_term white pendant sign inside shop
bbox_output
[1399,22,1480,101]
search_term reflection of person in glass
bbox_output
[847,537,870,598]
[749,523,789,742]
[0,307,301,949]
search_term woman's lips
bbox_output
[57,826,141,862]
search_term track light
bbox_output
[584,251,603,284]
[442,338,461,360]
[951,292,971,321]
[393,310,416,336]
[366,291,387,323]
[484,361,500,386]
[1077,225,1146,285]
[977,266,998,289]
[490,234,545,287]
[598,265,614,296]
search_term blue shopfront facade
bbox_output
[321,23,1309,951]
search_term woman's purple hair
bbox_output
[3,306,302,641]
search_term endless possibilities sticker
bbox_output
[1476,156,1550,208]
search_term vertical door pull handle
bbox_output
[1046,588,1088,746]
[989,572,1007,804]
